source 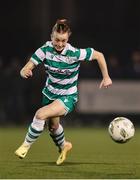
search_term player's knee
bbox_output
[35,108,48,120]
[48,122,59,132]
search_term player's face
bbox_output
[51,31,69,52]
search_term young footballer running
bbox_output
[15,19,112,165]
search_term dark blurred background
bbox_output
[0,0,140,126]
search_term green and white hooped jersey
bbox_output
[31,41,94,100]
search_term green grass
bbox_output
[0,126,140,179]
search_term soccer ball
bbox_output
[108,117,135,143]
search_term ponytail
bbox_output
[52,19,71,36]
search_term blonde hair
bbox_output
[52,19,71,36]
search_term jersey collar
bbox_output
[50,41,68,55]
[61,43,69,55]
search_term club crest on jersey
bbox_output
[51,54,54,59]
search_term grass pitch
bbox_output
[0,126,140,179]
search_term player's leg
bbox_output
[48,95,77,165]
[15,99,67,159]
[48,117,63,151]
[15,117,45,158]
[48,117,72,165]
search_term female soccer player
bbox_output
[15,19,112,165]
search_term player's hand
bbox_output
[20,68,33,79]
[99,76,112,89]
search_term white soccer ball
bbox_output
[108,117,135,143]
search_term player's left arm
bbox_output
[92,50,112,89]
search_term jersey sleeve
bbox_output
[77,48,94,61]
[30,44,46,65]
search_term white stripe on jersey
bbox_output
[47,84,77,95]
[36,48,45,61]
[45,41,53,47]
[79,49,87,60]
[48,73,78,85]
[66,43,76,52]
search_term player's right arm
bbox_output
[20,43,46,79]
[20,60,36,79]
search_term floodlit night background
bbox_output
[0,0,140,126]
